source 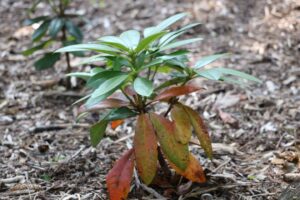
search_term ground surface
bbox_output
[0,0,300,199]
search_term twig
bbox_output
[29,123,89,133]
[0,176,24,184]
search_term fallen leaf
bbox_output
[111,119,124,130]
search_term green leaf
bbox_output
[136,31,167,53]
[156,13,187,32]
[160,38,203,51]
[106,107,137,121]
[142,58,163,69]
[90,120,108,147]
[133,77,154,97]
[194,53,230,69]
[56,43,119,55]
[149,113,189,170]
[22,39,52,56]
[159,23,201,46]
[197,67,262,83]
[90,74,129,100]
[78,55,105,65]
[34,53,60,70]
[23,16,48,26]
[48,18,64,38]
[143,13,187,37]
[65,20,83,41]
[66,72,92,80]
[32,20,50,42]
[87,71,126,89]
[85,92,113,108]
[155,77,186,91]
[98,36,129,51]
[120,30,140,49]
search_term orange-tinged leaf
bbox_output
[134,114,158,185]
[106,149,134,200]
[111,119,124,130]
[171,104,192,144]
[154,84,203,101]
[182,104,213,159]
[169,153,206,183]
[149,113,189,170]
[79,98,129,113]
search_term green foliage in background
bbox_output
[23,0,83,71]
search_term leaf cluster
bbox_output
[56,13,261,199]
[23,0,83,70]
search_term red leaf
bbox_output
[134,114,158,185]
[149,113,189,170]
[79,98,129,113]
[111,119,124,130]
[106,149,134,200]
[154,84,203,101]
[169,153,206,183]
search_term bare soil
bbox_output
[0,0,299,199]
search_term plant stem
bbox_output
[121,88,136,107]
[157,147,172,178]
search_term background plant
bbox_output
[23,0,83,72]
[56,13,261,199]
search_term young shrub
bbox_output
[23,0,83,72]
[56,13,261,199]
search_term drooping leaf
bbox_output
[120,30,140,49]
[181,104,213,159]
[133,77,154,97]
[154,84,203,101]
[65,20,83,41]
[171,104,192,144]
[169,153,206,183]
[34,53,60,70]
[194,53,230,69]
[134,114,158,185]
[136,31,167,53]
[197,67,262,83]
[149,113,189,170]
[90,120,108,147]
[106,149,134,200]
[90,74,128,100]
[56,43,119,55]
[48,18,64,38]
[32,20,50,42]
[85,91,114,108]
[111,119,124,130]
[160,38,203,51]
[79,98,130,113]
